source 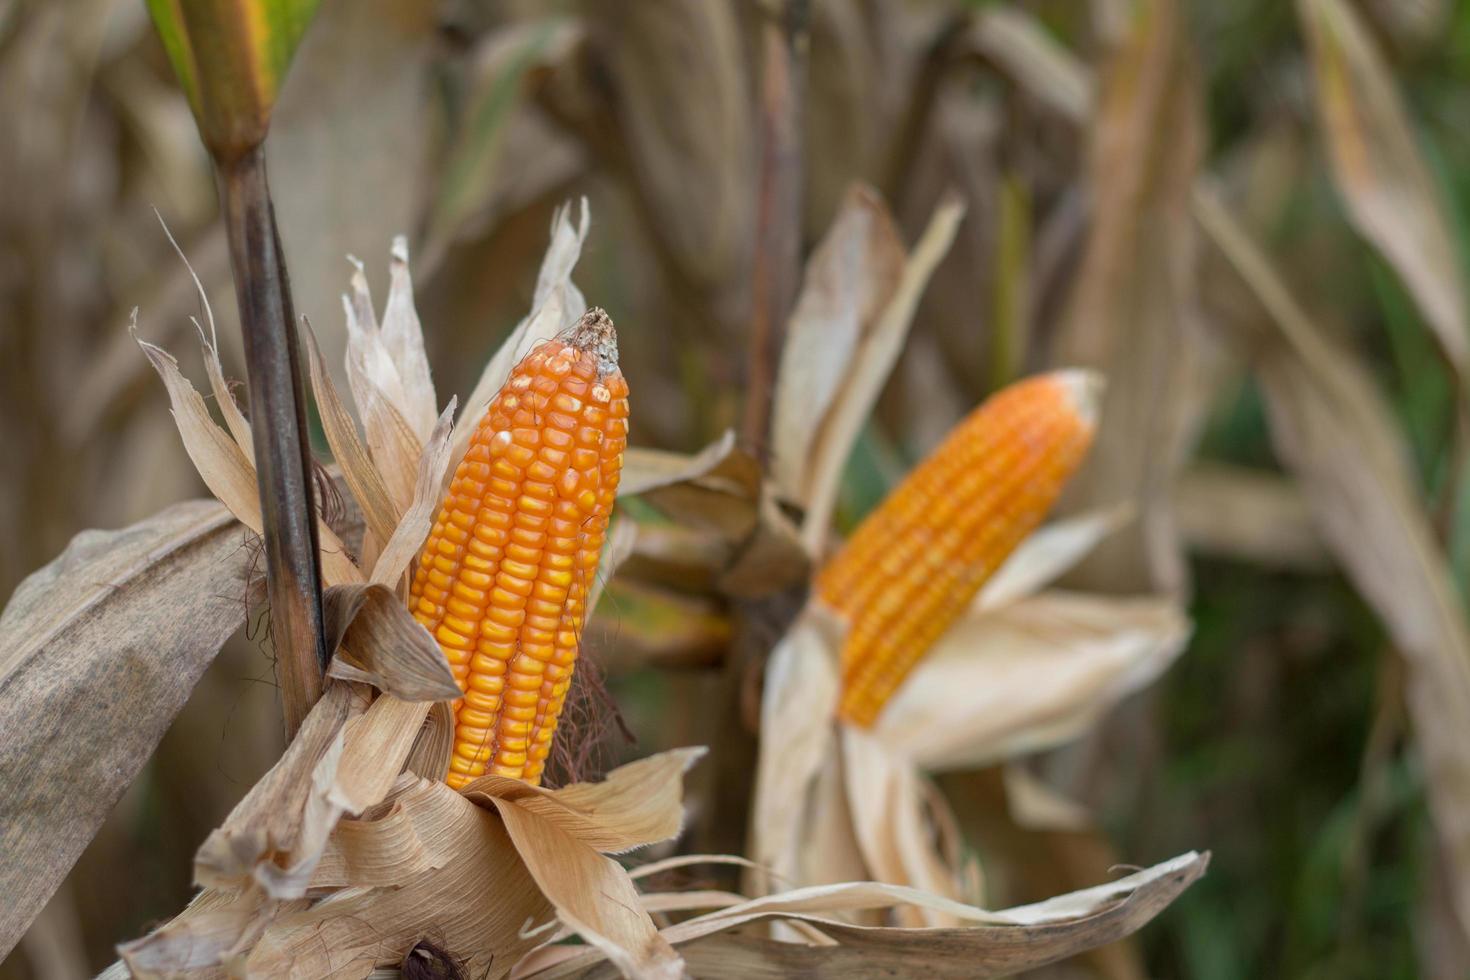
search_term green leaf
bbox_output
[145,0,322,160]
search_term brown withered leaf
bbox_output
[268,0,439,395]
[404,700,454,782]
[306,319,399,561]
[801,195,965,555]
[1197,184,1470,942]
[582,0,752,297]
[771,184,905,508]
[1054,0,1204,597]
[523,852,1209,979]
[193,681,364,896]
[138,327,363,587]
[323,584,459,702]
[1299,0,1470,377]
[1175,462,1328,570]
[0,499,254,959]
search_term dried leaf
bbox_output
[345,261,427,513]
[881,592,1191,771]
[369,397,456,586]
[1054,0,1203,596]
[155,211,255,465]
[404,700,454,782]
[379,236,438,437]
[323,584,459,702]
[840,728,973,927]
[1300,0,1470,375]
[801,195,966,555]
[628,437,764,546]
[496,800,683,980]
[1198,183,1470,940]
[619,430,738,499]
[772,184,905,507]
[527,852,1209,979]
[749,608,843,895]
[329,694,435,816]
[0,500,253,959]
[462,748,705,854]
[454,199,590,467]
[193,681,363,896]
[976,506,1133,613]
[1174,463,1328,569]
[138,328,362,586]
[247,777,551,979]
[306,319,399,558]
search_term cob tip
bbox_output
[560,307,620,378]
[1052,368,1105,429]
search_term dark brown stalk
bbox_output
[218,143,327,738]
[740,0,809,464]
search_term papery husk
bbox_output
[1299,0,1470,379]
[126,749,707,979]
[1053,0,1204,597]
[516,851,1209,980]
[771,184,905,508]
[751,510,1191,908]
[322,583,460,702]
[453,198,590,468]
[0,499,257,959]
[796,194,966,557]
[879,592,1190,771]
[135,325,362,587]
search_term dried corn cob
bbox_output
[410,309,627,788]
[817,371,1100,727]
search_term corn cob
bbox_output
[816,371,1100,727]
[410,309,627,788]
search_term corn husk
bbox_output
[751,507,1191,921]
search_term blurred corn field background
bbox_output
[6,0,1470,975]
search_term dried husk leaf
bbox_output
[368,397,456,586]
[454,199,590,468]
[322,584,459,702]
[582,0,751,295]
[0,500,254,959]
[839,728,975,927]
[1054,0,1203,596]
[1174,462,1327,569]
[524,852,1209,980]
[306,319,399,560]
[628,437,764,545]
[138,330,362,586]
[248,777,551,979]
[880,592,1190,771]
[344,265,426,514]
[494,799,683,980]
[193,680,364,896]
[801,195,965,555]
[379,236,438,438]
[1198,184,1470,941]
[975,506,1133,613]
[156,213,256,466]
[118,887,295,977]
[1299,0,1470,376]
[749,607,843,896]
[772,184,905,507]
[619,429,738,499]
[461,748,705,854]
[404,700,454,782]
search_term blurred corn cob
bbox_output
[410,309,628,788]
[817,371,1100,726]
